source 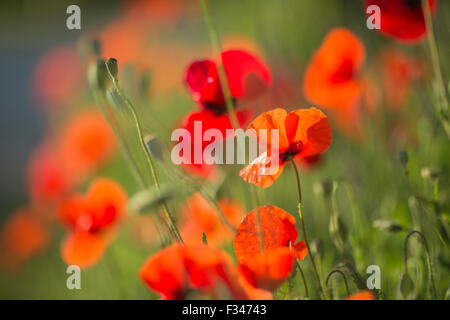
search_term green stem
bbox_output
[105,63,184,244]
[326,269,350,299]
[289,158,326,299]
[422,0,450,138]
[198,0,240,130]
[296,260,309,298]
[403,230,437,299]
[93,88,147,190]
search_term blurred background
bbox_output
[0,0,448,299]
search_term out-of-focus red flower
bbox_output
[380,48,425,108]
[233,205,307,264]
[139,243,188,300]
[58,110,117,178]
[99,18,148,66]
[365,0,437,43]
[139,243,272,300]
[177,109,249,178]
[239,107,331,188]
[178,49,271,177]
[179,193,245,246]
[123,0,197,25]
[58,178,127,268]
[239,247,295,291]
[32,45,83,108]
[184,49,272,112]
[0,207,49,272]
[303,28,365,136]
[26,143,71,207]
[344,289,375,300]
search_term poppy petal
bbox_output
[234,205,298,264]
[220,49,272,100]
[239,247,295,291]
[247,108,290,152]
[61,231,106,269]
[365,0,437,43]
[184,60,225,109]
[239,151,284,188]
[294,241,308,260]
[345,289,375,300]
[139,243,189,300]
[84,178,128,232]
[286,107,332,158]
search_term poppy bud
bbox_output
[202,232,208,245]
[329,214,347,252]
[420,167,440,181]
[398,272,415,299]
[128,186,175,214]
[373,219,404,233]
[310,239,323,258]
[140,71,152,99]
[145,135,164,161]
[87,59,109,92]
[90,39,102,57]
[106,58,118,79]
[313,180,333,199]
[397,151,408,168]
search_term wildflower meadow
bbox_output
[0,0,449,303]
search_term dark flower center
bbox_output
[280,140,304,163]
[405,0,422,9]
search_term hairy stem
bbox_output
[290,158,327,299]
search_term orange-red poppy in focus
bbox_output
[233,205,308,290]
[239,107,331,187]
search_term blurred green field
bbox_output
[0,0,449,300]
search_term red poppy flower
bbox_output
[344,289,375,300]
[184,49,272,112]
[179,193,245,246]
[239,247,295,291]
[26,143,71,207]
[139,243,272,300]
[239,107,331,187]
[58,110,117,178]
[0,207,49,272]
[303,28,365,135]
[365,0,437,43]
[380,48,425,108]
[177,109,249,177]
[139,243,189,300]
[58,178,127,268]
[233,205,308,264]
[32,45,83,108]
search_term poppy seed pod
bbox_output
[106,58,118,79]
[88,59,109,92]
[329,214,347,252]
[145,135,164,162]
[373,219,404,233]
[313,180,333,199]
[398,150,409,168]
[420,167,440,181]
[399,272,416,299]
